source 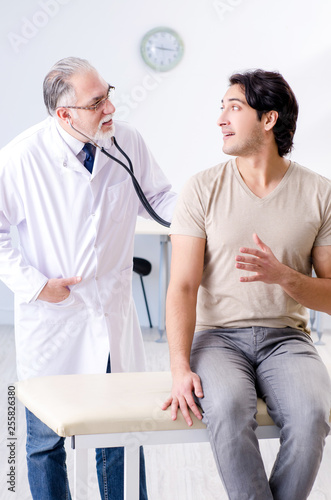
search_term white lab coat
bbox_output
[0,117,177,380]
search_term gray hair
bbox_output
[43,57,96,116]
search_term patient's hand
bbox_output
[235,233,284,284]
[161,368,204,426]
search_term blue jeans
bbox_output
[26,408,71,500]
[190,327,331,500]
[25,356,148,500]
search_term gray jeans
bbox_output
[190,327,331,500]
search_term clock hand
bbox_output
[155,46,175,51]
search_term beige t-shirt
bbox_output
[170,159,331,333]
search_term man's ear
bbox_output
[56,107,71,124]
[264,110,278,131]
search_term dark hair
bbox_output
[229,69,299,157]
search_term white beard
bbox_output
[94,114,115,141]
[70,111,115,143]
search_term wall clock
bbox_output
[140,27,184,72]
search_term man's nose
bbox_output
[217,110,229,127]
[104,99,116,114]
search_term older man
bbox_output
[0,57,177,500]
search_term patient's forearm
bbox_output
[279,268,331,315]
[166,284,197,372]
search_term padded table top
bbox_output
[16,371,277,437]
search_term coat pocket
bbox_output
[107,178,132,223]
[41,292,87,330]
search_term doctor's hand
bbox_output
[235,233,284,284]
[161,368,204,427]
[37,276,82,303]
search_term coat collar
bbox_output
[50,119,114,177]
[55,119,85,157]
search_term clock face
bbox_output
[141,27,184,72]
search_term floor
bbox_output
[1,325,331,500]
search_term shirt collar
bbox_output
[55,119,85,156]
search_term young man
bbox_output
[0,57,177,500]
[163,70,331,499]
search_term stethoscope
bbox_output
[67,118,171,228]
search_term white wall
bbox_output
[1,0,331,327]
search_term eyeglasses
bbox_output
[59,85,115,112]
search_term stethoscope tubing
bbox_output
[68,119,171,228]
[103,137,171,228]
